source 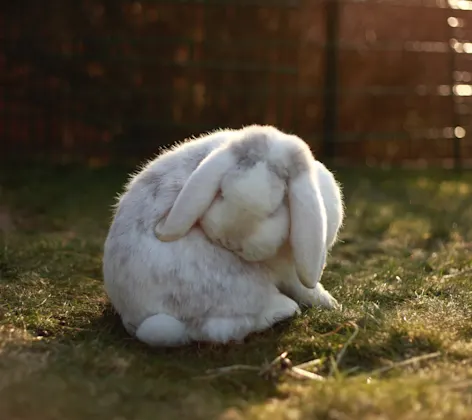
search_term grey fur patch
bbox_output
[268,162,289,181]
[288,144,312,178]
[119,252,130,268]
[162,293,191,321]
[139,171,164,199]
[106,240,129,270]
[136,217,147,234]
[236,155,258,170]
[184,148,211,169]
[230,126,271,160]
[229,124,313,180]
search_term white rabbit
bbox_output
[103,125,343,347]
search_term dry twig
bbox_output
[196,351,324,381]
[369,351,441,376]
[442,267,472,280]
[329,322,360,377]
[259,352,324,381]
[195,365,260,380]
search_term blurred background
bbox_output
[1,0,472,169]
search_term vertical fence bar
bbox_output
[322,0,340,160]
[448,13,461,171]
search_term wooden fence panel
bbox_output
[1,0,472,166]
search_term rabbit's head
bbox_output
[155,125,329,289]
[198,157,291,263]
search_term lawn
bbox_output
[0,164,471,420]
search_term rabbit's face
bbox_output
[200,195,290,262]
[199,161,289,261]
[221,160,286,217]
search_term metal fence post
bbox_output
[322,0,340,160]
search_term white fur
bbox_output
[136,314,189,347]
[200,161,289,262]
[314,160,344,248]
[103,125,344,347]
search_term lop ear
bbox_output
[288,166,327,289]
[155,146,236,242]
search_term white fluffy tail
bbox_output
[135,314,190,347]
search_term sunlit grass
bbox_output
[0,165,471,420]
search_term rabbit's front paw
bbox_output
[305,283,340,310]
[297,283,341,310]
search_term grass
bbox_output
[0,164,471,420]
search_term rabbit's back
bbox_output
[111,130,233,239]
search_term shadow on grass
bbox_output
[60,301,345,364]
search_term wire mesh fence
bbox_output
[1,0,472,167]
